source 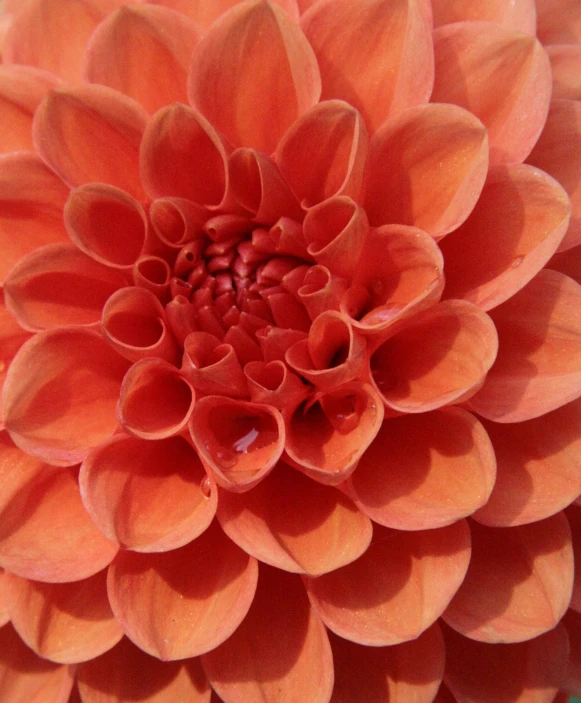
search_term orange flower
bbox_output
[0,0,580,701]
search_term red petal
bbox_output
[188,0,320,153]
[566,505,581,614]
[182,332,249,399]
[244,360,310,410]
[548,45,581,100]
[563,609,581,694]
[202,565,333,703]
[431,0,536,34]
[150,0,299,28]
[132,256,171,303]
[3,328,129,466]
[536,0,581,45]
[549,243,581,285]
[150,197,207,250]
[0,570,8,627]
[107,521,258,660]
[443,513,573,642]
[305,520,471,646]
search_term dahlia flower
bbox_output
[0,0,580,700]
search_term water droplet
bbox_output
[201,476,212,498]
[511,256,524,268]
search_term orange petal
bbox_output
[547,45,581,100]
[300,0,433,132]
[370,300,498,413]
[432,22,551,165]
[363,103,489,237]
[563,608,581,694]
[468,269,581,422]
[189,396,285,492]
[33,85,147,200]
[244,360,309,410]
[3,328,129,466]
[442,622,569,703]
[329,623,445,703]
[107,521,258,660]
[431,0,536,34]
[188,0,320,153]
[290,265,348,322]
[150,197,207,250]
[549,243,581,285]
[0,570,8,627]
[202,564,333,703]
[305,520,471,646]
[275,100,368,207]
[443,513,573,643]
[182,332,249,399]
[350,408,496,531]
[0,297,32,430]
[5,569,122,664]
[150,0,299,28]
[0,433,118,582]
[80,434,216,553]
[132,256,171,303]
[441,164,571,310]
[566,505,581,614]
[536,0,581,45]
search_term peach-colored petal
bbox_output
[4,243,127,332]
[4,569,122,664]
[3,328,130,466]
[244,360,309,410]
[443,513,573,643]
[536,0,581,45]
[0,434,118,582]
[441,164,571,310]
[217,462,372,575]
[432,22,551,165]
[80,434,216,553]
[188,0,321,153]
[329,623,445,703]
[363,103,489,237]
[0,152,69,285]
[182,332,249,399]
[349,408,496,531]
[442,623,569,703]
[431,0,536,33]
[0,297,32,430]
[189,396,285,492]
[300,0,433,132]
[473,399,581,527]
[467,269,581,422]
[566,505,581,614]
[202,564,333,703]
[84,4,200,114]
[150,0,299,28]
[33,84,147,200]
[107,520,258,660]
[78,637,211,703]
[275,100,368,207]
[547,45,581,100]
[305,520,471,646]
[370,300,498,413]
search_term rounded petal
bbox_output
[182,332,249,399]
[566,505,581,614]
[549,243,581,285]
[547,45,581,100]
[150,0,299,28]
[431,0,536,34]
[244,360,310,410]
[0,297,32,430]
[0,570,9,627]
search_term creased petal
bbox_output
[431,0,536,34]
[150,0,299,28]
[182,332,249,399]
[244,360,310,410]
[547,45,581,100]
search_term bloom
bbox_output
[0,0,581,700]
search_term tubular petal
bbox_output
[188,0,321,153]
[328,623,445,703]
[150,0,299,28]
[441,164,571,310]
[107,521,258,660]
[2,328,130,466]
[566,505,581,613]
[432,22,551,165]
[293,265,348,322]
[547,45,581,100]
[80,434,216,553]
[473,399,581,527]
[442,623,569,703]
[216,462,372,575]
[182,332,249,399]
[132,256,171,302]
[4,570,123,664]
[443,514,573,643]
[300,0,433,132]
[363,103,489,237]
[244,360,309,410]
[467,270,581,422]
[0,434,118,583]
[150,198,207,250]
[305,520,471,646]
[84,4,200,115]
[536,0,581,45]
[431,0,536,34]
[202,564,334,703]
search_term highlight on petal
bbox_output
[363,103,489,237]
[443,513,573,643]
[202,564,333,703]
[305,520,471,646]
[182,332,249,399]
[349,408,496,531]
[80,434,216,553]
[84,4,200,115]
[440,164,571,310]
[188,0,321,153]
[150,0,299,28]
[217,462,372,575]
[432,22,551,164]
[33,84,147,200]
[547,45,581,100]
[370,300,498,413]
[189,396,285,492]
[300,0,433,132]
[328,623,445,703]
[4,569,123,664]
[536,0,581,45]
[0,433,118,583]
[431,0,536,34]
[467,269,581,422]
[107,520,258,660]
[3,328,130,466]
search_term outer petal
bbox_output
[202,565,334,703]
[566,505,581,614]
[431,0,536,34]
[0,570,8,627]
[188,0,321,153]
[547,45,581,100]
[150,0,299,28]
[0,297,32,430]
[442,513,573,643]
[536,0,581,45]
[563,609,581,694]
[549,243,581,285]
